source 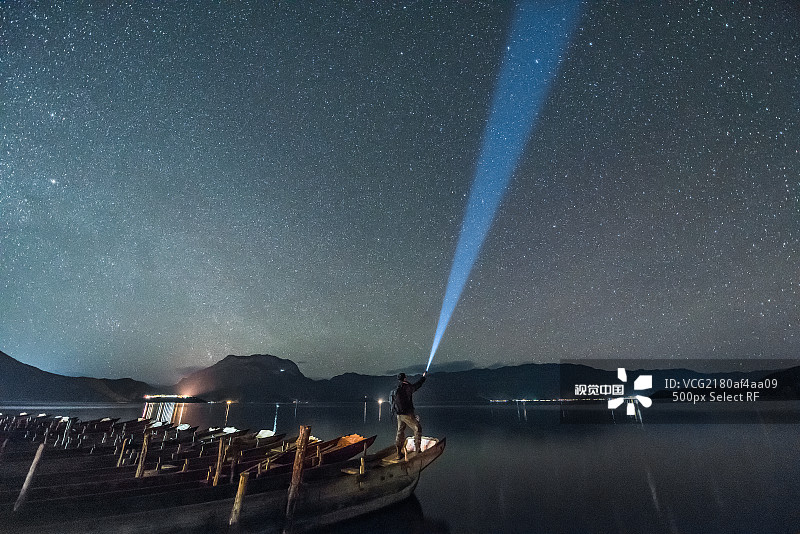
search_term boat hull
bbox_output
[5,437,446,533]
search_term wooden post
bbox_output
[228,471,250,528]
[14,443,45,512]
[258,457,271,478]
[135,431,151,478]
[213,438,225,487]
[116,437,128,467]
[61,419,72,446]
[0,438,8,463]
[283,425,311,534]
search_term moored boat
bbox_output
[4,437,445,533]
[0,413,445,533]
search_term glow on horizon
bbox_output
[427,0,582,372]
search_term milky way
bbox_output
[2,2,798,383]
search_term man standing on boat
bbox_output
[393,371,427,458]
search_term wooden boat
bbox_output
[2,412,446,532]
[3,436,446,533]
[0,429,365,499]
[0,433,374,505]
[0,425,228,480]
[267,434,376,467]
[0,431,290,494]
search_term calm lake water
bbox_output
[2,401,799,533]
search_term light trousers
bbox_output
[395,412,422,452]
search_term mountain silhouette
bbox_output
[174,354,317,402]
[2,350,798,405]
[0,350,151,402]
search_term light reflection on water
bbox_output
[3,402,799,533]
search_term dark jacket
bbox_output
[394,375,426,415]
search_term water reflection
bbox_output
[142,401,199,426]
[515,399,528,421]
[312,495,450,534]
[5,401,799,533]
[142,401,185,423]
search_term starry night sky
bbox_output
[2,2,798,384]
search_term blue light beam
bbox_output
[427,0,582,372]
